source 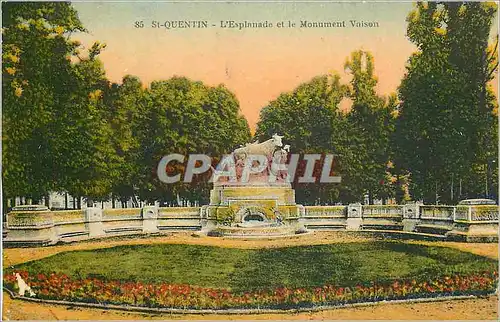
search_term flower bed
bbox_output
[4,270,498,310]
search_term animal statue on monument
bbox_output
[211,134,287,183]
[233,133,284,161]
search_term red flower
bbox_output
[4,270,498,309]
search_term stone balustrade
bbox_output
[419,205,455,221]
[360,205,404,231]
[300,206,347,230]
[470,205,499,221]
[362,205,403,218]
[3,203,498,246]
[157,207,202,231]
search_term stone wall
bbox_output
[3,203,498,246]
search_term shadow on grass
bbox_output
[225,242,497,292]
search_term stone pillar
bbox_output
[84,207,104,237]
[346,203,362,231]
[142,206,159,233]
[402,202,421,232]
[297,204,306,217]
[200,205,216,233]
[295,204,308,231]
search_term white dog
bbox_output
[14,273,35,297]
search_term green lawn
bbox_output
[11,242,497,292]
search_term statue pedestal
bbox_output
[210,182,295,203]
[204,183,305,237]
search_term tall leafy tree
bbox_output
[2,2,121,208]
[2,2,86,206]
[56,45,120,206]
[255,74,348,204]
[342,51,397,204]
[396,2,498,204]
[137,77,251,205]
[106,75,146,207]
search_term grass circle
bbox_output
[10,241,497,292]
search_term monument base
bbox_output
[202,183,306,237]
[208,223,299,238]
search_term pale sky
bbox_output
[71,1,498,130]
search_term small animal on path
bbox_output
[14,272,36,297]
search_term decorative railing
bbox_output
[7,212,53,227]
[51,210,84,223]
[419,206,455,221]
[303,206,346,218]
[454,206,470,221]
[470,206,499,221]
[4,203,498,245]
[103,208,142,221]
[362,205,403,218]
[158,207,200,218]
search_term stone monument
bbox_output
[201,134,306,237]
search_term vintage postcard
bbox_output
[1,0,499,321]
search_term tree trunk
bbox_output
[44,193,50,208]
[368,190,373,205]
[3,195,9,217]
[450,174,454,203]
[435,182,439,205]
[132,195,139,208]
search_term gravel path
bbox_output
[2,292,497,320]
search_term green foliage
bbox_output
[136,77,251,204]
[396,2,498,204]
[255,74,348,204]
[2,2,85,201]
[255,52,396,204]
[341,51,397,203]
[105,75,146,205]
[59,57,120,203]
[256,74,347,151]
[2,3,251,207]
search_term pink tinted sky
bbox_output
[73,1,498,130]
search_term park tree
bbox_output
[255,74,349,204]
[256,52,398,205]
[256,74,347,152]
[341,51,398,204]
[2,2,122,209]
[396,2,498,204]
[2,2,86,207]
[105,75,146,207]
[137,77,251,205]
[56,45,121,206]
